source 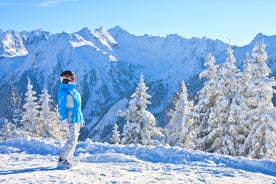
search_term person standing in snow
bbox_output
[57,70,84,168]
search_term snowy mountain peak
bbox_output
[108,25,133,39]
[92,27,118,50]
[254,33,266,39]
[251,33,271,45]
[78,27,117,49]
[108,25,128,33]
[94,26,105,32]
[78,27,91,34]
[0,30,28,58]
[21,30,51,51]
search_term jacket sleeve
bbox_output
[71,89,84,123]
[58,90,68,120]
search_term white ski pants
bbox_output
[61,123,81,161]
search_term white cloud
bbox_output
[0,0,77,7]
[37,0,77,7]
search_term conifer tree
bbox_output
[110,123,121,144]
[0,87,24,140]
[194,45,241,156]
[192,53,218,141]
[206,44,240,155]
[227,52,252,155]
[242,42,276,159]
[0,117,25,140]
[38,88,63,139]
[21,78,40,136]
[9,86,21,127]
[118,74,163,145]
[0,119,15,140]
[53,105,66,140]
[165,80,194,148]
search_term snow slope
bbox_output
[0,138,276,183]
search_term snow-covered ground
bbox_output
[0,138,276,184]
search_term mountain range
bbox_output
[1,26,276,142]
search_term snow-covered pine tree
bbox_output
[21,78,40,137]
[0,86,24,140]
[118,74,163,146]
[110,123,121,144]
[38,88,63,139]
[194,45,242,156]
[53,105,66,140]
[206,44,241,156]
[165,80,194,148]
[242,42,276,159]
[0,119,15,140]
[227,52,252,156]
[192,53,218,142]
[9,86,21,127]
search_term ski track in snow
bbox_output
[0,138,276,184]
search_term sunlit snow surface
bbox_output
[0,137,276,183]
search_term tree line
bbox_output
[0,79,65,140]
[111,42,276,160]
[1,42,275,160]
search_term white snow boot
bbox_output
[57,155,72,169]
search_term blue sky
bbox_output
[1,0,275,46]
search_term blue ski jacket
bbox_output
[58,83,84,123]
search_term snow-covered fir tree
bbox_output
[0,119,15,140]
[192,53,218,142]
[205,44,241,155]
[0,86,24,140]
[38,88,64,139]
[9,86,22,127]
[110,123,121,144]
[192,43,276,159]
[165,80,194,148]
[242,42,276,159]
[0,118,24,140]
[53,105,66,140]
[194,45,242,156]
[21,78,40,136]
[118,74,163,146]
[227,52,252,156]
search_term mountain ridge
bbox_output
[0,26,275,141]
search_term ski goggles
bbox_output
[60,75,75,83]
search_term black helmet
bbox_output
[60,70,75,84]
[60,70,74,77]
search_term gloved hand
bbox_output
[81,121,85,128]
[61,119,69,130]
